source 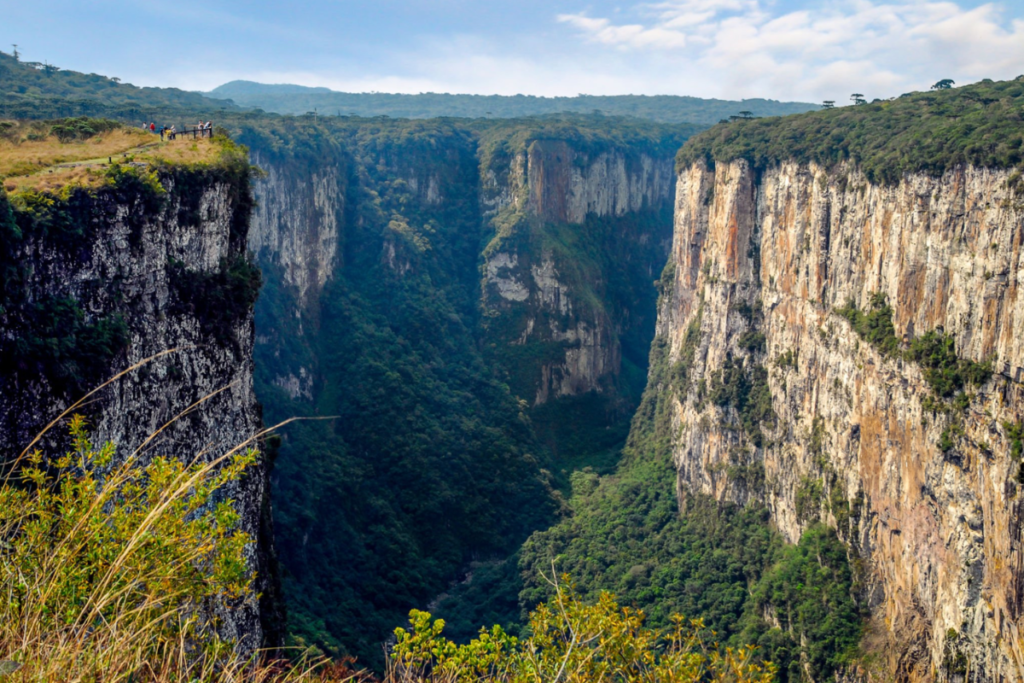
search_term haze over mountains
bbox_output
[206,80,819,125]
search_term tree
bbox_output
[850,93,867,105]
[738,110,754,119]
[822,100,835,109]
[932,79,955,90]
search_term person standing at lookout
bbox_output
[150,122,156,133]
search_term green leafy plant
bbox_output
[0,416,256,680]
[393,576,776,683]
[835,294,899,357]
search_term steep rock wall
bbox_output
[660,159,1024,681]
[248,151,345,403]
[249,151,344,309]
[0,173,276,653]
[483,142,676,405]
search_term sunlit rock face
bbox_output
[483,141,676,405]
[659,158,1024,681]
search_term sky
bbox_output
[3,0,1023,103]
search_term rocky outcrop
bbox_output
[0,171,276,654]
[659,159,1024,680]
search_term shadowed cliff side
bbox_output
[0,131,281,653]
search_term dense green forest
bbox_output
[0,51,240,120]
[240,115,693,667]
[514,329,863,683]
[0,50,814,126]
[208,80,817,125]
[434,296,863,683]
[677,76,1024,183]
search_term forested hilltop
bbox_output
[207,80,817,125]
[0,51,239,119]
[678,75,1024,181]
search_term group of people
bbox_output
[142,120,214,141]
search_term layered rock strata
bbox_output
[659,159,1024,681]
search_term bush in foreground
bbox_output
[391,577,775,683]
[0,416,340,683]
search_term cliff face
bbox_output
[248,149,346,403]
[0,170,275,653]
[249,151,344,309]
[660,159,1024,680]
[483,141,676,406]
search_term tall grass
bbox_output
[0,350,355,683]
[0,412,349,683]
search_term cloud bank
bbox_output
[556,0,1024,101]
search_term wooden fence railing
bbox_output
[168,126,213,140]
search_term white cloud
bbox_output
[154,0,1024,103]
[556,0,1024,101]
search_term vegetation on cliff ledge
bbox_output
[519,311,863,683]
[677,76,1024,184]
[836,294,992,400]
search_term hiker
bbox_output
[159,126,164,141]
[169,125,176,140]
[150,122,156,133]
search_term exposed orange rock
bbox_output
[661,159,1024,681]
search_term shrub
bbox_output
[906,330,992,398]
[0,416,353,683]
[835,294,898,357]
[392,576,776,683]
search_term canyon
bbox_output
[242,118,687,660]
[2,59,1021,682]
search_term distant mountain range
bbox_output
[0,47,818,126]
[206,80,820,125]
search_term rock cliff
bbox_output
[249,150,344,309]
[482,140,676,406]
[659,158,1024,681]
[0,165,277,654]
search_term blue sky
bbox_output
[3,0,1023,102]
